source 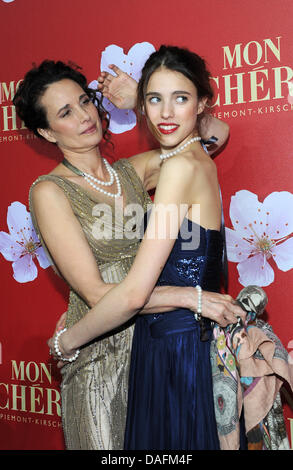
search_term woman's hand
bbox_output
[47,334,66,369]
[48,312,73,368]
[54,312,67,334]
[47,335,63,368]
[191,289,246,328]
[97,65,138,109]
[48,329,79,368]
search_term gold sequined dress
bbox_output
[29,159,151,450]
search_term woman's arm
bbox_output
[97,65,229,190]
[31,180,206,314]
[54,152,244,357]
[98,65,229,151]
[31,181,113,307]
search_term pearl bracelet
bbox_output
[194,285,202,321]
[54,328,80,363]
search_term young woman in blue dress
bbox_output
[47,46,245,449]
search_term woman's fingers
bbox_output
[97,65,121,84]
[56,312,67,330]
[212,303,237,327]
[47,337,57,359]
[208,293,245,319]
[57,360,66,369]
[97,73,114,92]
[96,65,137,109]
[108,64,122,75]
[47,338,66,368]
[200,291,246,327]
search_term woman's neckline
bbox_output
[45,163,125,206]
[43,172,222,234]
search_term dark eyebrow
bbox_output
[145,91,192,97]
[56,93,88,116]
[145,91,161,97]
[173,91,192,95]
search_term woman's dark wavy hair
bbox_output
[137,45,214,121]
[13,60,110,141]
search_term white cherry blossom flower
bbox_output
[89,42,155,134]
[225,190,293,287]
[0,201,50,283]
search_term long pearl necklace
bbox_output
[159,136,201,162]
[62,157,121,198]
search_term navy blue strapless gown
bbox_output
[124,218,223,450]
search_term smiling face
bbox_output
[144,67,206,151]
[37,79,102,153]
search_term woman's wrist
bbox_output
[183,286,197,310]
[54,328,80,362]
[186,286,201,313]
[194,285,202,321]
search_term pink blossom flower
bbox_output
[89,42,155,134]
[0,202,50,283]
[225,190,293,286]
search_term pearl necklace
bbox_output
[159,136,201,162]
[62,157,121,198]
[84,158,114,187]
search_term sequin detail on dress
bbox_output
[29,159,152,450]
[175,256,205,285]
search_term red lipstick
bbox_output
[157,123,179,135]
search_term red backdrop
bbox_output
[0,0,292,450]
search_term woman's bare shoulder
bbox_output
[30,177,70,211]
[128,149,160,186]
[161,148,216,176]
